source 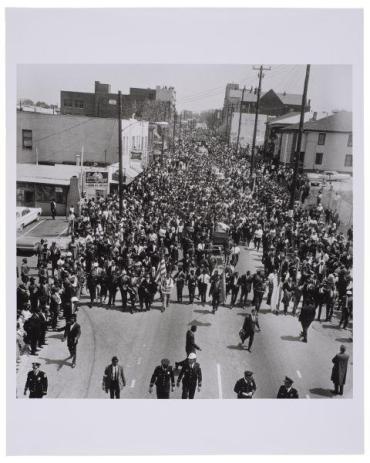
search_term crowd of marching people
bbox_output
[16,132,353,368]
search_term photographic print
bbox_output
[15,63,353,400]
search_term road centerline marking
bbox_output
[130,379,136,388]
[137,357,142,365]
[217,363,223,399]
[296,370,302,379]
[57,225,69,238]
[19,219,46,237]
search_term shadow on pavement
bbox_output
[258,308,271,314]
[40,356,72,371]
[335,337,353,343]
[281,335,301,342]
[194,309,213,315]
[227,344,246,351]
[188,319,212,327]
[47,333,64,340]
[309,387,334,398]
[322,324,341,330]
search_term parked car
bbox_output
[16,236,42,256]
[16,206,42,231]
[306,172,323,187]
[322,170,351,182]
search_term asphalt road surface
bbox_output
[16,223,353,399]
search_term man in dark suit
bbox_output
[63,313,81,368]
[149,358,175,399]
[24,361,48,398]
[50,199,57,220]
[277,376,299,398]
[177,353,202,399]
[239,309,260,352]
[331,345,350,395]
[175,325,201,369]
[298,299,316,343]
[233,370,256,398]
[102,356,126,399]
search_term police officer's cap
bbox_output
[32,361,42,367]
[161,358,170,367]
[244,370,253,377]
[188,353,197,360]
[284,376,294,384]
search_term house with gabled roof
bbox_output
[279,110,353,173]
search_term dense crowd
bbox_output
[16,133,353,365]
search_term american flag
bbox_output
[155,257,167,283]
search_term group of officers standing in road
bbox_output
[17,129,351,399]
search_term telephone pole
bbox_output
[227,104,234,147]
[173,111,177,153]
[235,86,246,155]
[118,91,123,215]
[289,64,311,209]
[250,65,271,174]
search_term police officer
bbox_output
[149,358,175,399]
[177,353,202,399]
[277,376,299,398]
[233,371,256,398]
[24,361,48,398]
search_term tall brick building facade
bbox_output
[61,81,175,122]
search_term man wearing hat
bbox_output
[277,376,299,398]
[149,358,175,399]
[177,353,202,399]
[331,345,349,395]
[24,361,48,398]
[233,371,256,398]
[102,356,126,399]
[63,313,81,368]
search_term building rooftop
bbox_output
[283,110,352,132]
[17,163,83,185]
[267,111,329,126]
[17,162,143,186]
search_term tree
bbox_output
[21,98,34,106]
[35,101,50,109]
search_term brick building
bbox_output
[61,81,175,122]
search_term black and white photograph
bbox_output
[15,63,354,400]
[5,5,365,456]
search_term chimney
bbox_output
[313,112,317,121]
[283,91,286,96]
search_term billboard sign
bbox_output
[85,171,108,185]
[130,150,142,160]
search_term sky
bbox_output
[17,64,352,114]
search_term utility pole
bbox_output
[235,86,246,155]
[227,104,234,147]
[289,64,311,209]
[173,111,177,153]
[118,91,123,215]
[250,65,271,174]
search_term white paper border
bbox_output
[4,5,364,456]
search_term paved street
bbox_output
[17,230,353,399]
